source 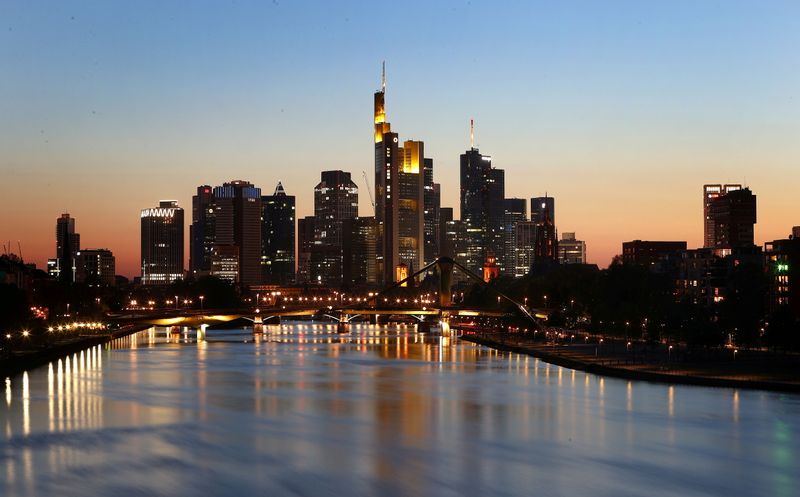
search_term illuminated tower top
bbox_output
[374,62,391,142]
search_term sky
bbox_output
[1,0,799,277]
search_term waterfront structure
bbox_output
[75,248,115,286]
[558,232,586,264]
[502,198,527,276]
[675,246,762,307]
[297,216,315,284]
[141,201,184,284]
[210,245,239,283]
[261,182,296,285]
[373,68,428,284]
[532,198,557,271]
[764,237,800,319]
[311,171,358,285]
[531,196,555,226]
[514,221,536,277]
[190,185,215,275]
[460,124,505,274]
[709,187,756,248]
[703,184,742,248]
[622,240,687,268]
[54,213,80,282]
[342,217,377,287]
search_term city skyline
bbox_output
[2,1,799,277]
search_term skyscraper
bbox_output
[297,216,315,283]
[55,213,80,282]
[190,185,215,275]
[212,181,263,287]
[373,67,428,284]
[533,198,558,271]
[703,184,741,248]
[709,187,756,248]
[423,158,441,265]
[141,201,184,285]
[531,196,556,226]
[514,221,536,277]
[460,124,505,274]
[502,198,527,276]
[261,182,296,285]
[343,217,377,287]
[311,170,358,285]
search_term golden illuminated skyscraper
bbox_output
[374,65,427,284]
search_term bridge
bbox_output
[111,257,546,334]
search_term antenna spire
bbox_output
[381,61,386,92]
[470,118,474,148]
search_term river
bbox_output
[1,323,798,496]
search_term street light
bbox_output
[199,296,205,310]
[174,295,179,310]
[668,345,673,362]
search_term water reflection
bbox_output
[0,323,798,496]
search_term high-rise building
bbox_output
[531,196,555,226]
[423,158,441,265]
[261,182,296,285]
[190,185,215,275]
[75,248,115,286]
[460,129,505,274]
[764,237,800,319]
[514,221,536,277]
[141,201,184,285]
[210,245,239,283]
[343,217,377,287]
[709,187,756,248]
[297,216,315,283]
[558,232,587,264]
[703,184,741,248]
[311,171,358,285]
[211,181,263,286]
[502,198,527,276]
[373,69,428,284]
[55,213,80,282]
[532,198,558,271]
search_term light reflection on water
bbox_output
[1,322,799,497]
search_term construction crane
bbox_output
[362,171,376,217]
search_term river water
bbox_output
[1,323,798,496]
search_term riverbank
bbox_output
[461,332,800,393]
[0,324,150,379]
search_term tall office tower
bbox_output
[210,245,239,283]
[514,221,537,277]
[141,201,184,284]
[373,67,428,284]
[460,123,505,274]
[439,207,454,257]
[211,181,263,287]
[297,216,315,283]
[502,198,527,276]
[75,248,115,286]
[530,196,556,226]
[190,185,215,274]
[558,232,586,264]
[343,217,377,287]
[709,187,756,248]
[533,198,558,270]
[443,217,470,284]
[55,213,80,282]
[423,158,441,265]
[261,182,296,285]
[703,184,742,247]
[312,170,358,285]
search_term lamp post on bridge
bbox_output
[199,295,205,311]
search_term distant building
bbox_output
[703,184,741,248]
[141,201,184,285]
[297,216,315,283]
[531,196,555,226]
[482,251,500,282]
[709,187,756,248]
[793,226,800,239]
[75,249,115,286]
[675,246,762,307]
[261,182,296,285]
[460,143,504,275]
[312,171,358,285]
[514,221,536,277]
[55,213,80,282]
[423,159,441,265]
[210,244,239,283]
[764,237,800,319]
[343,217,377,287]
[190,185,215,275]
[502,198,527,276]
[532,197,557,271]
[622,240,687,268]
[558,232,586,264]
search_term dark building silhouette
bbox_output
[423,158,441,265]
[297,216,315,284]
[502,198,527,276]
[75,248,115,286]
[709,187,756,248]
[343,217,377,287]
[261,182,296,285]
[141,201,184,284]
[190,185,215,275]
[532,198,558,271]
[54,213,80,282]
[703,184,741,248]
[213,181,263,287]
[764,237,800,319]
[558,232,587,264]
[622,240,688,268]
[531,196,555,226]
[312,171,358,285]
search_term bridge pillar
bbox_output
[197,324,208,341]
[438,258,454,308]
[337,322,350,334]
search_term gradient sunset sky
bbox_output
[1,1,798,277]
